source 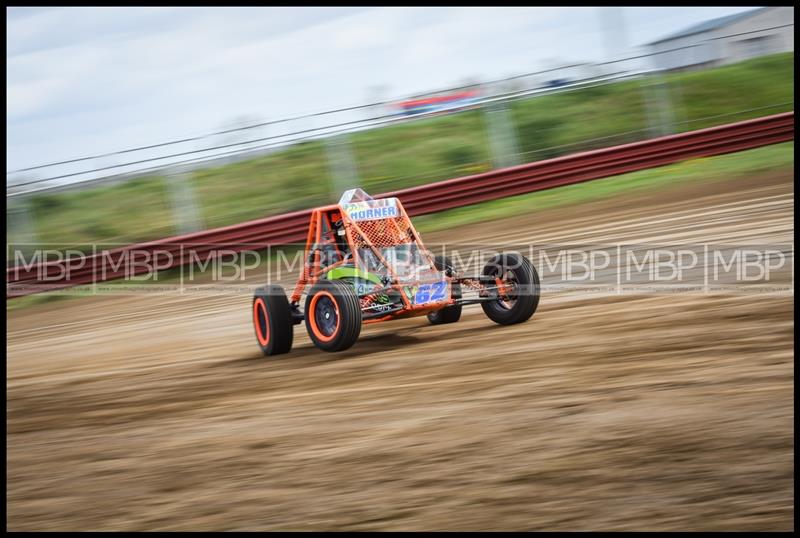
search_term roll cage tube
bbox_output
[289,192,450,312]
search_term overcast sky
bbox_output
[7,6,758,173]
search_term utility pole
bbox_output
[6,195,39,258]
[6,173,40,258]
[366,84,391,118]
[165,165,204,235]
[598,7,676,137]
[484,99,521,169]
[324,132,361,199]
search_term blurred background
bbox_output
[7,6,794,250]
[6,6,794,532]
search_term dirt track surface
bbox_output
[7,171,794,531]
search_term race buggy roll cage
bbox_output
[286,189,516,324]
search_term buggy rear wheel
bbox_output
[252,284,294,356]
[305,280,362,352]
[481,253,540,325]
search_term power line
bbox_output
[4,63,587,176]
[6,22,794,183]
[7,70,642,191]
[9,112,402,187]
[8,99,793,200]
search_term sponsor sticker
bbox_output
[343,198,399,222]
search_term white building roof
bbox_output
[646,8,769,46]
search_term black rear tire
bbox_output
[428,255,462,325]
[252,284,294,356]
[481,253,540,325]
[305,280,362,352]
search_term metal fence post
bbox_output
[598,7,677,139]
[324,133,361,199]
[6,195,39,259]
[652,76,677,136]
[484,99,522,169]
[165,165,204,235]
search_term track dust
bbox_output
[7,171,794,530]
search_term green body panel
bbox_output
[326,266,384,286]
[325,265,434,307]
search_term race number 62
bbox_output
[414,281,447,304]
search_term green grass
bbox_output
[8,141,793,313]
[510,53,794,160]
[13,175,176,251]
[14,52,795,252]
[413,141,794,233]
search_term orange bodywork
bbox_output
[289,197,455,323]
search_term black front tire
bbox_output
[305,280,362,352]
[481,253,540,325]
[428,255,462,325]
[252,284,294,356]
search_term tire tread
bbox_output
[253,284,294,356]
[480,253,540,325]
[305,280,362,352]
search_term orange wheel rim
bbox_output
[309,291,340,342]
[495,273,517,310]
[253,298,270,346]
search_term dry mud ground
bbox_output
[6,171,794,531]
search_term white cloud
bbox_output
[6,6,757,172]
[7,76,66,118]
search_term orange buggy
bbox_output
[252,189,540,354]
